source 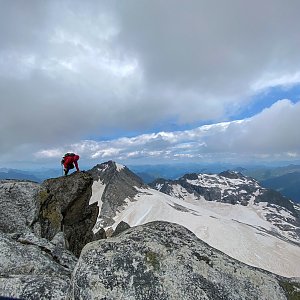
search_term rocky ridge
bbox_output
[150,171,300,244]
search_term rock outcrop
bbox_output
[37,171,100,257]
[0,231,77,299]
[0,180,78,300]
[111,221,131,237]
[0,180,41,234]
[69,221,298,300]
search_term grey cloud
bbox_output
[1,1,300,162]
[0,2,49,50]
[114,0,300,89]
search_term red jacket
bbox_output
[63,155,80,171]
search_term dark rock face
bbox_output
[88,161,145,229]
[38,171,98,257]
[256,188,296,213]
[182,173,199,180]
[219,170,244,179]
[69,221,291,300]
[111,221,131,237]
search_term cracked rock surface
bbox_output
[0,179,78,299]
[69,221,290,300]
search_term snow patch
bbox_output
[155,183,163,191]
[98,165,109,172]
[115,163,125,172]
[89,179,106,234]
[186,174,259,190]
[89,179,106,205]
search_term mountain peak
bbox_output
[99,160,125,172]
[88,160,143,185]
[87,161,145,231]
[218,170,245,179]
[90,160,124,176]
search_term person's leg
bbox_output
[64,167,69,176]
[74,160,79,171]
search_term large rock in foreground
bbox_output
[0,231,77,299]
[38,171,101,257]
[0,274,69,300]
[69,221,295,300]
[0,179,79,299]
[0,180,41,234]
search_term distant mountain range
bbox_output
[130,163,248,181]
[0,168,62,183]
[132,164,300,203]
[0,168,40,182]
[242,164,300,181]
[149,170,300,246]
[1,163,300,203]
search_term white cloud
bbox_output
[91,148,121,159]
[34,100,300,164]
[252,72,300,92]
[35,149,63,158]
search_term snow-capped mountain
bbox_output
[88,161,145,231]
[150,171,300,244]
[88,162,300,278]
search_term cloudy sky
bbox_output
[1,0,300,168]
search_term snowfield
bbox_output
[91,184,300,278]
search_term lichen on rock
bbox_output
[69,221,290,300]
[38,171,99,257]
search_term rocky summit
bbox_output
[69,221,297,300]
[0,162,300,299]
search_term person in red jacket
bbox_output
[61,153,80,176]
